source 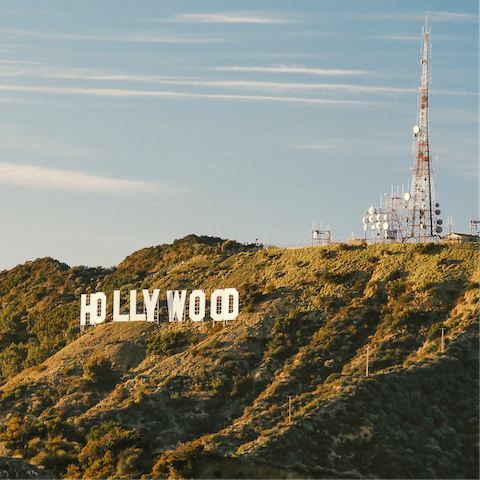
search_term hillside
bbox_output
[0,235,478,479]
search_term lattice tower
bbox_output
[404,13,442,242]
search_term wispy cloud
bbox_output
[0,59,45,65]
[0,83,382,106]
[0,28,220,44]
[0,63,195,82]
[214,65,371,76]
[375,35,421,41]
[160,11,293,24]
[356,12,478,22]
[290,140,410,155]
[153,79,416,95]
[430,89,478,97]
[376,34,470,42]
[0,162,178,194]
[430,11,478,22]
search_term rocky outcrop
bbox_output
[0,457,54,479]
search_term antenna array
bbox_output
[361,13,443,243]
[404,13,442,242]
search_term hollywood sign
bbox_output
[80,288,239,326]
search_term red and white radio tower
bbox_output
[404,13,442,242]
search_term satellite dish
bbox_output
[370,224,376,230]
[376,222,381,230]
[437,219,443,225]
[376,214,381,221]
[369,215,375,223]
[368,207,374,215]
[313,231,318,238]
[383,214,388,221]
[401,201,407,208]
[404,192,411,201]
[435,209,441,215]
[413,125,420,135]
[362,217,366,224]
[363,225,368,232]
[420,223,424,229]
[435,202,440,207]
[436,226,443,233]
[383,222,389,230]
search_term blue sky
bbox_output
[0,1,477,270]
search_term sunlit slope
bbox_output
[0,237,477,479]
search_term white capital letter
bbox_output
[210,289,225,323]
[143,289,159,322]
[223,288,239,321]
[189,290,206,323]
[113,290,129,322]
[167,290,187,322]
[130,290,146,321]
[80,292,106,326]
[210,288,239,323]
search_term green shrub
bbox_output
[0,343,28,378]
[147,330,187,356]
[151,441,204,479]
[325,373,341,384]
[415,243,437,254]
[83,355,113,384]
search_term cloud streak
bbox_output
[0,28,220,44]
[0,83,380,105]
[356,12,478,22]
[214,65,370,76]
[430,11,478,22]
[155,79,417,95]
[0,162,177,194]
[160,12,293,24]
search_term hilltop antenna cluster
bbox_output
[470,215,480,236]
[362,186,406,243]
[404,12,442,242]
[311,221,332,246]
[361,13,442,243]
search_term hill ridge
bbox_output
[0,236,477,478]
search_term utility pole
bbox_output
[366,346,370,377]
[287,396,294,424]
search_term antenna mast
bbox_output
[404,13,442,242]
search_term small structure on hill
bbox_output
[443,232,479,244]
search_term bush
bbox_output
[151,441,204,478]
[83,355,113,384]
[77,422,147,479]
[0,343,28,378]
[146,330,187,356]
[415,243,437,254]
[325,373,341,384]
